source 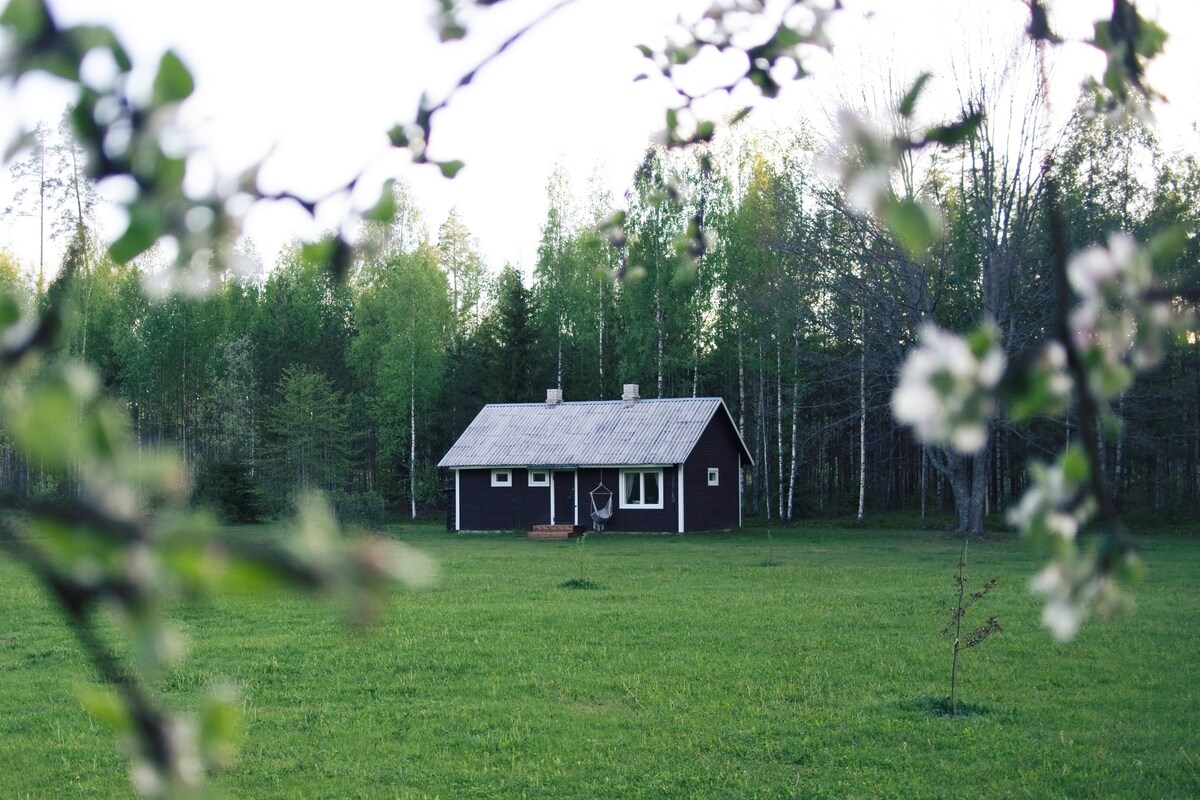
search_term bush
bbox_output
[194,458,263,523]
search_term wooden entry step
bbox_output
[528,524,585,540]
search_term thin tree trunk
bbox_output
[598,282,604,393]
[920,445,928,526]
[758,345,769,519]
[655,293,664,397]
[1114,392,1125,507]
[777,338,784,521]
[738,335,745,436]
[856,309,866,524]
[38,136,45,286]
[410,363,417,520]
[787,330,799,521]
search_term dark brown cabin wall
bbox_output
[458,468,550,530]
[683,412,744,531]
[578,466,678,532]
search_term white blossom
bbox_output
[1067,233,1173,398]
[819,109,897,215]
[892,322,1005,454]
[1042,599,1083,641]
[1030,563,1090,642]
[1006,451,1092,543]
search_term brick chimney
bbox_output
[546,388,563,406]
[622,383,639,407]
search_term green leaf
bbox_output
[86,400,129,459]
[365,180,396,224]
[68,25,132,73]
[0,0,51,44]
[899,72,931,118]
[438,160,465,179]
[747,67,780,99]
[108,201,165,264]
[301,237,335,266]
[1091,20,1114,51]
[154,154,186,187]
[302,234,352,281]
[77,687,132,733]
[1147,226,1185,268]
[387,124,409,148]
[925,111,984,148]
[769,23,805,51]
[882,198,940,259]
[636,44,653,59]
[729,106,753,125]
[152,50,194,105]
[0,292,21,328]
[200,686,241,767]
[162,538,223,593]
[966,325,997,359]
[10,380,77,467]
[1135,18,1167,59]
[1061,447,1090,485]
[439,21,466,42]
[668,43,697,65]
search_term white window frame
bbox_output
[620,467,664,510]
[528,469,550,487]
[491,469,512,487]
[707,467,720,487]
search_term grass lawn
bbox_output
[1,524,1198,798]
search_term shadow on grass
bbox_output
[901,695,997,718]
[754,558,785,567]
[559,578,605,590]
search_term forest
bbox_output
[3,92,1198,533]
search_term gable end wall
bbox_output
[683,413,744,531]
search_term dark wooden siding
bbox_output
[683,412,744,531]
[577,466,679,532]
[457,468,551,531]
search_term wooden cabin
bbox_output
[438,384,753,534]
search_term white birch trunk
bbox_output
[787,330,799,522]
[738,336,745,436]
[856,309,866,523]
[410,374,417,520]
[598,282,604,391]
[776,338,784,521]
[655,294,663,397]
[759,344,769,520]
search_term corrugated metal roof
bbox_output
[438,397,752,468]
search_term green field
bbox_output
[1,526,1198,798]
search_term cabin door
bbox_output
[552,470,576,526]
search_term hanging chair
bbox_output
[589,477,614,531]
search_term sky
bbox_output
[0,0,1197,279]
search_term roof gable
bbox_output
[438,397,752,468]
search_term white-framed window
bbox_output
[528,469,550,487]
[491,469,512,487]
[707,467,719,486]
[620,468,663,509]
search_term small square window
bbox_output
[528,470,549,487]
[707,468,719,486]
[491,469,512,487]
